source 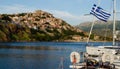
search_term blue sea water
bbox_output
[0,42,112,69]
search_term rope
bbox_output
[58,57,64,69]
[103,22,109,46]
[97,0,101,6]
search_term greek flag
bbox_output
[90,4,111,22]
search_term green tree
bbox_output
[0,30,7,41]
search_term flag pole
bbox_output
[87,0,101,44]
[87,17,95,44]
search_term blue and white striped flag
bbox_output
[90,4,111,22]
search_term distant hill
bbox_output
[0,10,87,42]
[75,21,120,41]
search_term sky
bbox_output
[0,0,120,25]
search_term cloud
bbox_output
[44,9,93,25]
[0,4,93,25]
[47,10,80,19]
[0,4,36,14]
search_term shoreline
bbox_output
[0,40,113,43]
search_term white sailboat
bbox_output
[70,0,120,69]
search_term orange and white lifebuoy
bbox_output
[70,52,80,64]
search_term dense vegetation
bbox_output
[0,23,86,42]
[0,10,87,42]
[76,21,120,41]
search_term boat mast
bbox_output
[113,0,116,46]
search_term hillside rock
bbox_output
[0,10,87,42]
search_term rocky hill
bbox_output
[75,21,120,41]
[0,10,87,42]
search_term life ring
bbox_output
[70,52,80,64]
[102,53,114,63]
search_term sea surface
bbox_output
[0,42,113,69]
